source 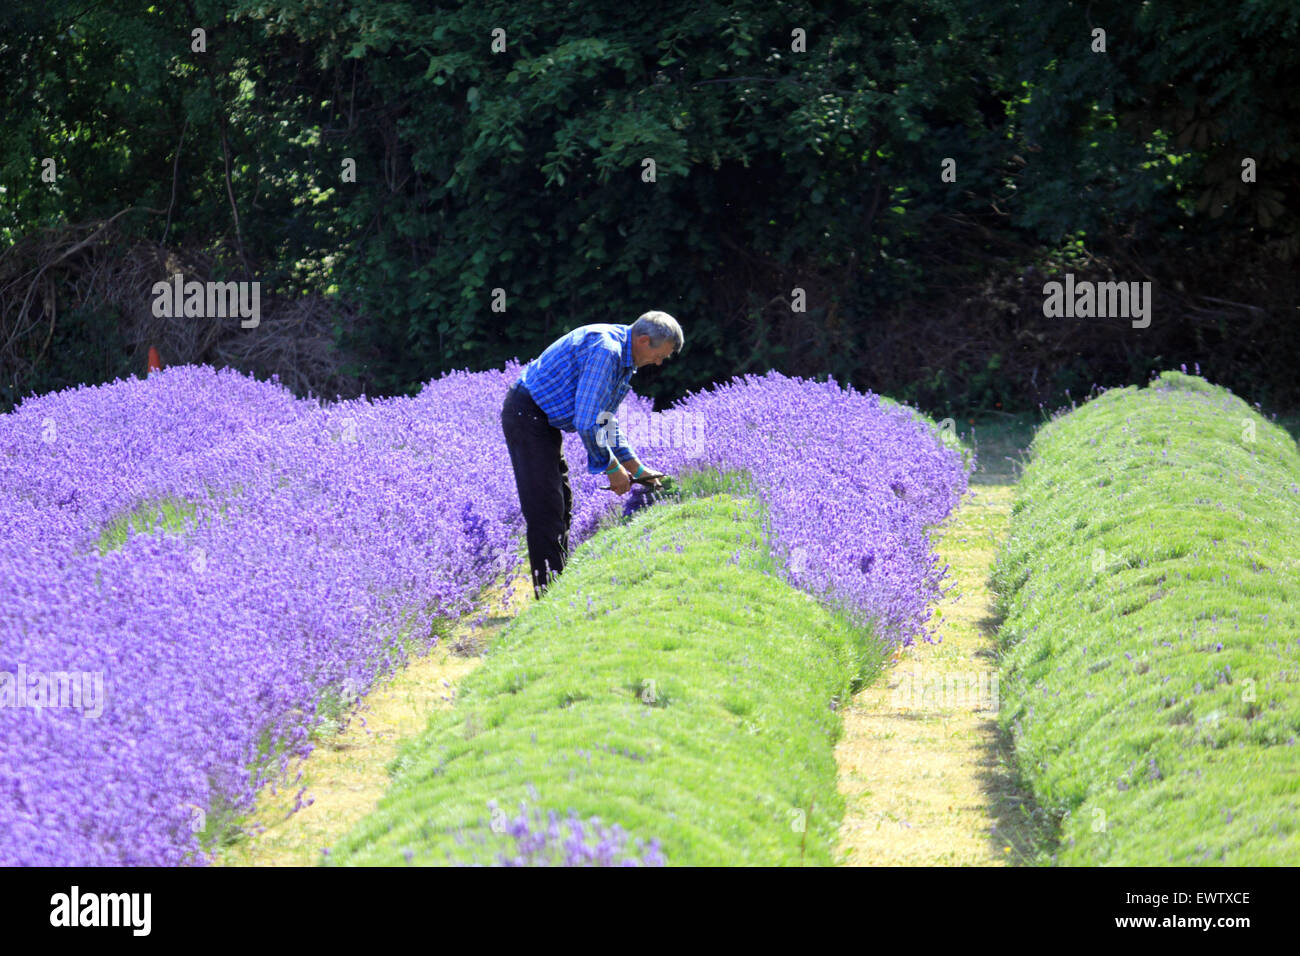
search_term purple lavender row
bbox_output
[0,365,535,865]
[622,371,971,647]
[1,363,965,866]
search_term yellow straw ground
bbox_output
[214,570,531,867]
[834,483,1040,865]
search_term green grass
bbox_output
[991,370,1300,864]
[323,485,886,866]
[95,495,202,554]
[93,478,254,556]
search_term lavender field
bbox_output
[0,363,969,865]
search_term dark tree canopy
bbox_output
[2,0,1297,413]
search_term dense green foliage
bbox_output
[3,1,1297,413]
[992,372,1300,864]
[326,483,882,865]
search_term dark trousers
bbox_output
[501,381,573,599]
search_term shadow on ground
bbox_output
[969,603,1063,865]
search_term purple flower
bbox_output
[456,801,662,867]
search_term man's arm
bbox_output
[604,391,640,470]
[573,348,624,475]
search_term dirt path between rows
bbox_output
[214,570,531,867]
[833,483,1047,865]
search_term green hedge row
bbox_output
[326,486,880,865]
[992,371,1300,864]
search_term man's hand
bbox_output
[604,461,670,493]
[637,467,667,490]
[608,466,632,495]
[621,458,666,489]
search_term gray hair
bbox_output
[630,310,683,353]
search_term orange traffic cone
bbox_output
[147,346,162,376]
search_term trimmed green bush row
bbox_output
[992,371,1300,864]
[325,485,882,865]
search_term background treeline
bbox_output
[2,0,1297,416]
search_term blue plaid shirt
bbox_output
[517,323,639,474]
